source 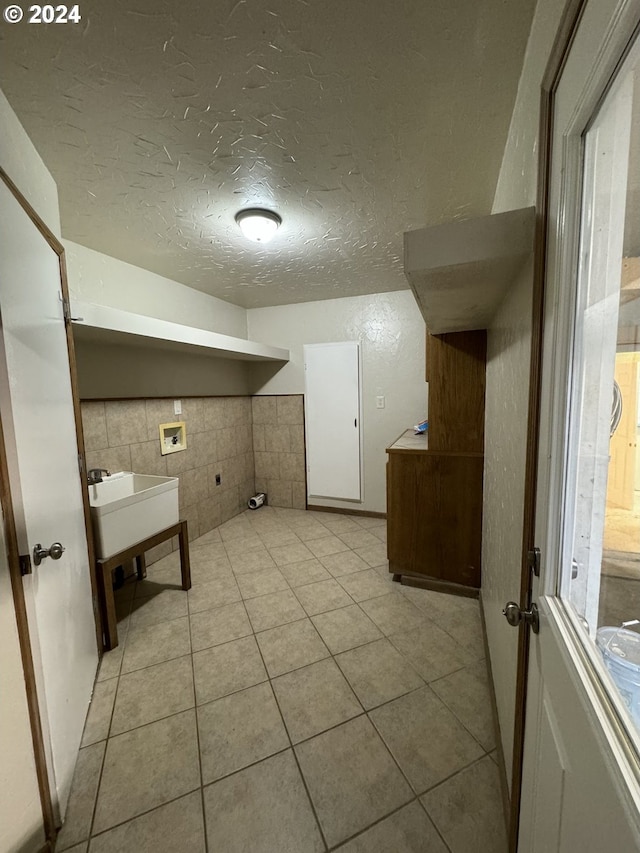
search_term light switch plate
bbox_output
[376,396,385,409]
[174,399,182,415]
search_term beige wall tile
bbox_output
[220,488,240,523]
[129,440,168,476]
[225,397,248,425]
[203,398,226,431]
[265,425,291,453]
[252,396,277,425]
[289,425,305,454]
[181,503,200,541]
[253,424,266,452]
[217,428,237,460]
[292,481,307,510]
[255,451,280,480]
[105,400,147,447]
[179,468,209,509]
[144,399,175,441]
[277,396,303,425]
[189,431,217,469]
[81,402,108,452]
[280,453,305,482]
[267,479,293,508]
[198,495,221,536]
[166,445,195,476]
[146,540,174,563]
[181,398,205,434]
[86,445,132,475]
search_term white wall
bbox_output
[64,240,248,338]
[482,0,568,787]
[0,86,51,851]
[248,291,426,514]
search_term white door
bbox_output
[517,1,640,848]
[0,177,98,817]
[304,342,361,501]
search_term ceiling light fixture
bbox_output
[235,208,282,243]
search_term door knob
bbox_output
[503,601,540,634]
[33,542,65,566]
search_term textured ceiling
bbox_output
[0,0,536,308]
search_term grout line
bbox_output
[77,508,496,851]
[186,592,209,853]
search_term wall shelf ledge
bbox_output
[70,300,290,363]
[403,206,536,334]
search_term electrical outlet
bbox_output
[215,473,221,485]
[376,395,385,409]
[174,399,182,415]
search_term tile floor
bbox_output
[56,507,507,853]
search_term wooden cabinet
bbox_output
[386,330,486,593]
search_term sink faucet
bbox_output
[87,468,111,485]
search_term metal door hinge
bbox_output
[59,293,83,324]
[527,546,541,577]
[19,553,32,575]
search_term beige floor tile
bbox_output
[81,679,117,747]
[269,540,315,566]
[257,528,301,549]
[337,529,382,550]
[354,543,389,568]
[193,635,267,704]
[305,535,351,558]
[389,620,473,682]
[294,579,354,616]
[198,682,289,783]
[278,558,332,587]
[431,660,495,751]
[190,601,252,651]
[89,791,205,853]
[128,589,188,630]
[272,658,362,743]
[288,520,333,542]
[218,520,255,542]
[228,547,277,575]
[187,577,241,614]
[360,594,426,635]
[421,756,507,853]
[335,800,448,853]
[222,535,268,557]
[110,656,195,735]
[56,741,105,851]
[370,687,484,794]
[61,844,88,853]
[312,605,382,654]
[236,567,290,599]
[121,617,191,675]
[319,550,370,577]
[337,569,394,603]
[96,645,124,682]
[295,716,413,848]
[203,750,324,853]
[335,638,424,710]
[245,589,305,632]
[93,710,200,834]
[317,516,361,534]
[256,618,330,677]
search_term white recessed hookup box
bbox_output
[159,421,187,455]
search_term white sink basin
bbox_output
[89,471,179,560]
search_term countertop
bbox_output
[386,429,428,452]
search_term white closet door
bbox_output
[304,342,361,501]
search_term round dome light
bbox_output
[235,208,282,243]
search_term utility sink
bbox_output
[89,472,179,559]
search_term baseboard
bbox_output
[307,504,386,519]
[479,590,511,832]
[393,570,479,600]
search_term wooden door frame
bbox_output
[0,167,103,846]
[508,0,613,848]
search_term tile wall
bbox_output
[81,394,306,563]
[251,396,306,511]
[82,397,256,561]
